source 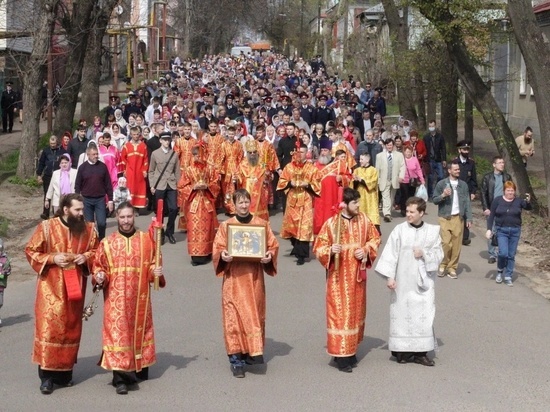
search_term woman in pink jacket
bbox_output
[399,145,425,216]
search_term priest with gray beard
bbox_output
[313,139,352,235]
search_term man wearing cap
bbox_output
[366,89,386,128]
[149,132,181,244]
[104,95,120,125]
[313,95,335,128]
[264,96,278,122]
[1,81,19,133]
[299,92,315,126]
[348,101,362,130]
[123,92,142,121]
[198,104,218,130]
[453,140,478,246]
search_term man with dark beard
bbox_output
[515,126,535,168]
[313,143,351,235]
[93,202,165,394]
[236,140,270,221]
[25,194,99,394]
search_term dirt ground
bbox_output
[1,114,549,299]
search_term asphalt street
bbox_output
[1,203,549,411]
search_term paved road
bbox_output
[1,204,549,412]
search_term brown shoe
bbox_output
[414,355,435,367]
[447,271,458,279]
[437,267,446,277]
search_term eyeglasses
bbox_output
[248,151,258,154]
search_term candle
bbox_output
[156,199,164,224]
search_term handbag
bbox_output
[491,233,498,247]
[406,168,421,187]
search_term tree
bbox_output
[411,0,536,211]
[80,0,120,122]
[380,0,418,123]
[17,0,60,179]
[507,0,550,212]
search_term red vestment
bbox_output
[219,139,244,214]
[120,141,149,208]
[92,230,165,372]
[180,162,220,257]
[236,160,270,221]
[277,161,321,241]
[313,159,351,235]
[25,218,98,370]
[212,216,279,356]
[313,213,380,357]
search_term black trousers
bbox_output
[291,238,310,259]
[399,183,417,213]
[154,187,178,236]
[112,368,149,386]
[2,107,14,132]
[39,366,72,385]
[42,174,52,216]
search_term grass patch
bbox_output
[0,151,19,173]
[474,155,492,181]
[0,215,9,237]
[8,175,40,188]
[530,174,545,190]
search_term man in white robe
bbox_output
[375,196,443,366]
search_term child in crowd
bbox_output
[0,238,11,326]
[113,176,132,210]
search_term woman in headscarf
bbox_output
[98,131,119,190]
[44,154,77,213]
[114,108,128,134]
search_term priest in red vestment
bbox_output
[120,126,149,209]
[92,202,165,395]
[313,142,352,235]
[236,140,270,221]
[213,189,279,378]
[313,188,380,372]
[25,194,98,394]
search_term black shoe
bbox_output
[395,353,409,364]
[384,215,392,222]
[161,236,166,245]
[338,365,353,373]
[40,379,54,394]
[231,365,245,378]
[244,354,264,365]
[115,383,128,395]
[462,239,471,246]
[414,355,435,367]
[488,257,496,264]
[167,234,176,244]
[296,257,305,265]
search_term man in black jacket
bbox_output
[36,135,68,219]
[453,140,478,245]
[423,120,447,199]
[276,123,299,212]
[1,81,19,133]
[480,156,512,263]
[67,126,89,168]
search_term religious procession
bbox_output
[18,49,534,399]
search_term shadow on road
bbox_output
[73,354,108,384]
[0,313,31,327]
[154,352,198,377]
[264,337,293,363]
[356,336,386,362]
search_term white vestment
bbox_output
[375,222,443,352]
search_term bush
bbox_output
[0,151,19,173]
[8,175,40,188]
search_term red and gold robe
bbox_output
[277,161,321,241]
[120,141,149,208]
[25,218,98,371]
[236,161,270,221]
[331,141,356,169]
[313,159,351,235]
[257,140,280,205]
[219,139,244,214]
[205,133,225,170]
[180,162,220,257]
[92,230,165,373]
[212,216,279,356]
[174,136,197,230]
[313,213,380,357]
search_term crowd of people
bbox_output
[21,51,534,393]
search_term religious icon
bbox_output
[227,224,266,261]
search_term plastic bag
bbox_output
[415,184,428,201]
